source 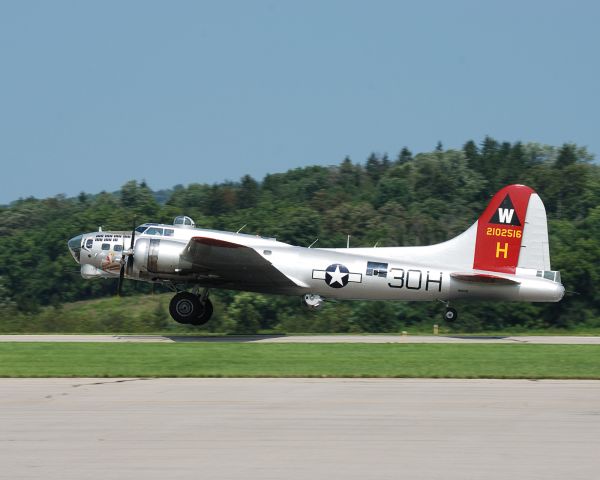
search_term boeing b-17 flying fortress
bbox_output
[68,184,564,325]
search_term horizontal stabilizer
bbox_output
[450,272,521,285]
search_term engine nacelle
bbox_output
[132,238,193,278]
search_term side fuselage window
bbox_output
[101,243,110,251]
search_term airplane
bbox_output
[67,184,564,325]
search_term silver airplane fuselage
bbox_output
[67,185,565,324]
[68,222,564,304]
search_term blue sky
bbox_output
[1,0,598,203]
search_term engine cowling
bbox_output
[131,238,193,278]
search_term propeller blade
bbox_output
[117,219,137,296]
[130,218,137,248]
[117,234,127,297]
[127,218,136,273]
[117,263,125,296]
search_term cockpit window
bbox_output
[145,227,164,236]
[135,226,147,234]
[85,239,93,249]
[164,229,174,237]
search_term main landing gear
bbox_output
[169,289,213,326]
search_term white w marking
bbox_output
[498,208,514,223]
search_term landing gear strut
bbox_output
[169,289,214,326]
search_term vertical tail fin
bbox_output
[473,184,550,273]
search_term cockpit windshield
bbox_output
[135,223,158,233]
[134,224,174,237]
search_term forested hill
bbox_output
[1,137,599,332]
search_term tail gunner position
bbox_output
[68,185,564,325]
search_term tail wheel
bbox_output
[169,292,201,324]
[190,298,214,326]
[443,307,458,322]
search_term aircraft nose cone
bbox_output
[68,234,83,264]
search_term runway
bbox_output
[1,378,599,480]
[1,334,600,344]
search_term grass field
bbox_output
[3,293,600,336]
[0,343,599,378]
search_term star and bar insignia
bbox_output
[312,263,362,288]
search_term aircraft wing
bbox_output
[450,272,521,285]
[181,236,303,293]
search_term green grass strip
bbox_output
[0,343,599,379]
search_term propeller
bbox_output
[117,219,136,297]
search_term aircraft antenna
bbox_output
[236,224,247,234]
[308,238,319,248]
[347,235,350,248]
[373,241,379,248]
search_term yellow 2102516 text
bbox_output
[486,227,522,238]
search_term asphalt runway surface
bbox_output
[1,379,599,480]
[1,334,600,344]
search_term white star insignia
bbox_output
[328,265,348,286]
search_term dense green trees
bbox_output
[1,138,598,333]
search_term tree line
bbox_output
[0,137,598,333]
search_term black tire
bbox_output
[169,292,201,324]
[189,298,214,326]
[444,307,458,322]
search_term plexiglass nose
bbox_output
[67,235,83,264]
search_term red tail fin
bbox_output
[473,184,534,274]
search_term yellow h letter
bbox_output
[496,242,509,259]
